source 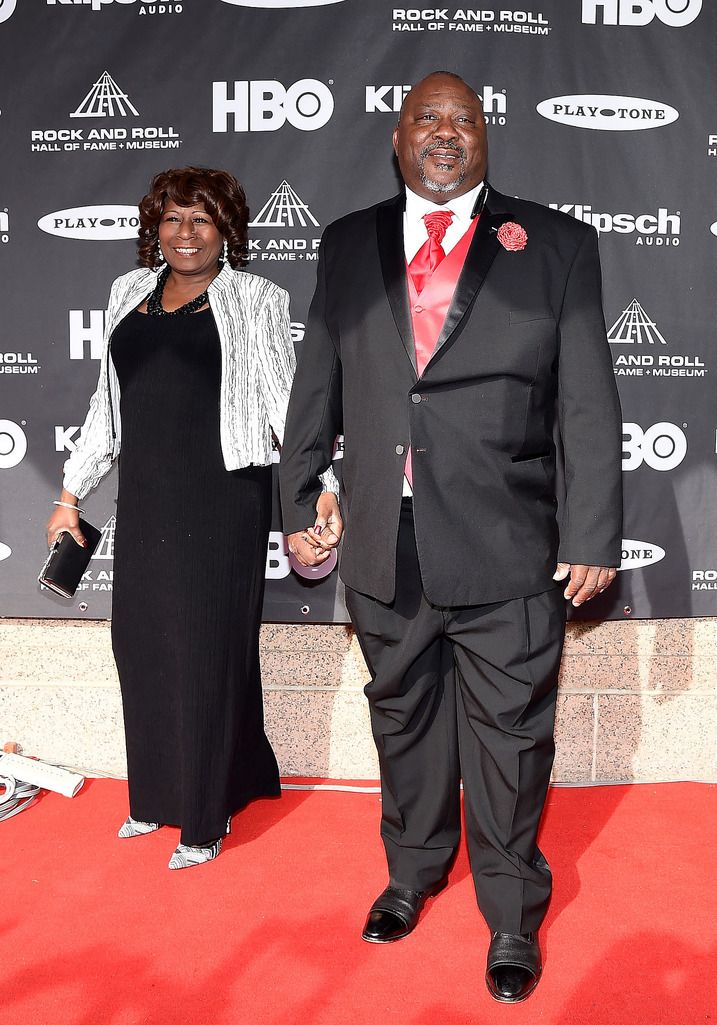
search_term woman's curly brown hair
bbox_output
[137,166,249,269]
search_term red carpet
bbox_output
[3,780,716,1025]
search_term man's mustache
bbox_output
[420,141,466,159]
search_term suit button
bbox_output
[411,394,422,404]
[414,304,424,313]
[395,444,405,455]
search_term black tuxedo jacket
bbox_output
[280,185,623,606]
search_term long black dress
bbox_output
[110,308,280,846]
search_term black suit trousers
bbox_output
[345,499,567,934]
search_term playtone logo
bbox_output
[582,0,702,26]
[38,206,139,240]
[549,204,680,244]
[366,84,507,124]
[213,79,334,133]
[618,541,666,571]
[537,95,678,131]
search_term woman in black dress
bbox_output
[47,168,328,868]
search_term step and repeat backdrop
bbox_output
[0,0,715,622]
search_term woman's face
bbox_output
[158,202,223,277]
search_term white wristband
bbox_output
[53,500,84,514]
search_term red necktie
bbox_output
[408,209,455,295]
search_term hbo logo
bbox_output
[0,419,27,469]
[622,422,687,471]
[213,79,334,133]
[583,0,702,25]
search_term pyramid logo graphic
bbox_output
[249,181,319,228]
[607,299,667,345]
[93,516,116,560]
[70,72,140,119]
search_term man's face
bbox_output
[393,75,488,202]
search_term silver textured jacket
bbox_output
[63,263,338,500]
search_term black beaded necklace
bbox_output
[146,266,211,317]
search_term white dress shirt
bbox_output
[402,181,485,495]
[403,181,485,262]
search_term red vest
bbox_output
[404,216,480,484]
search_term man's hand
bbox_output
[553,563,617,606]
[287,493,343,568]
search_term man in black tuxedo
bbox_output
[280,72,621,1003]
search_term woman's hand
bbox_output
[46,491,86,549]
[287,493,343,567]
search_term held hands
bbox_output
[287,493,343,567]
[553,563,617,606]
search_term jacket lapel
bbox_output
[429,184,513,362]
[377,194,417,376]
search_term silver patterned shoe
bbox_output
[167,837,222,870]
[118,816,162,838]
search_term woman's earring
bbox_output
[156,239,165,265]
[222,239,229,263]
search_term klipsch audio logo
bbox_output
[247,181,321,264]
[582,0,702,26]
[46,0,182,15]
[38,206,140,240]
[618,540,666,571]
[0,207,8,244]
[31,71,182,153]
[537,95,678,131]
[0,420,27,469]
[366,84,508,125]
[608,300,706,380]
[391,9,551,34]
[0,0,17,24]
[622,422,687,471]
[549,203,680,245]
[213,79,334,132]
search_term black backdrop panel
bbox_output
[0,0,714,621]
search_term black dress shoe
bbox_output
[361,881,446,943]
[485,931,542,1003]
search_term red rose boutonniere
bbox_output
[497,221,528,251]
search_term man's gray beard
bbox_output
[418,157,467,194]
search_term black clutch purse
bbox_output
[38,518,103,599]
